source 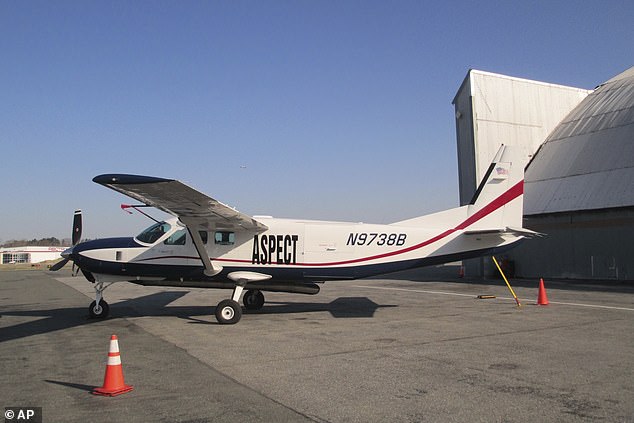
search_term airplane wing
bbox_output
[93,174,268,232]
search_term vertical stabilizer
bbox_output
[391,144,525,230]
[466,145,524,230]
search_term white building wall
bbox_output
[453,69,591,206]
[1,247,65,264]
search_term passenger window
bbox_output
[215,231,235,245]
[199,231,208,244]
[164,229,187,245]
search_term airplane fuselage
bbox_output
[69,213,520,287]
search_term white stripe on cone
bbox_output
[107,355,122,365]
[109,337,120,353]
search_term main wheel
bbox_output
[243,290,265,311]
[215,299,242,324]
[88,300,109,319]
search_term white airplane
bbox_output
[51,145,536,324]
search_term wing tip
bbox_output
[93,174,174,185]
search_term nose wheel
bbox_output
[88,281,113,319]
[88,300,110,319]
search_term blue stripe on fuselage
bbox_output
[73,241,522,284]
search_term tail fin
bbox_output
[391,144,527,231]
[465,144,524,231]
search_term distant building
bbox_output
[454,67,634,280]
[0,246,66,264]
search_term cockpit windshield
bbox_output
[136,221,171,244]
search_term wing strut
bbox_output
[184,220,222,277]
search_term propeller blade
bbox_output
[49,258,69,271]
[81,269,96,283]
[72,209,82,245]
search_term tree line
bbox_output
[0,237,72,248]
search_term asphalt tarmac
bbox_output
[1,269,633,422]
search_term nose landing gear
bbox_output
[88,281,114,319]
[89,299,110,319]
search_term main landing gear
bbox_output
[215,272,272,325]
[214,286,266,325]
[243,289,265,311]
[215,299,242,325]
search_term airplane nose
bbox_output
[61,246,74,259]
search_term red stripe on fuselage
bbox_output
[457,180,524,230]
[272,179,523,267]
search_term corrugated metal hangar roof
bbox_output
[524,66,634,215]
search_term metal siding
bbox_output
[526,167,634,215]
[507,209,634,280]
[524,66,634,215]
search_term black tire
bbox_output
[215,299,242,324]
[88,300,109,319]
[243,290,265,311]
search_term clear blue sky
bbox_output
[1,0,632,241]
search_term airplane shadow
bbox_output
[257,297,397,318]
[180,297,397,325]
[0,291,190,343]
[0,291,398,341]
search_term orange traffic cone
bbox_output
[537,278,549,306]
[92,334,133,396]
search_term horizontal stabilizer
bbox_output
[464,227,543,238]
[506,227,544,238]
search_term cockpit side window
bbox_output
[164,229,187,245]
[136,222,172,244]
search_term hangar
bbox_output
[0,246,65,265]
[454,66,634,281]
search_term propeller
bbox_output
[49,210,82,271]
[72,209,82,245]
